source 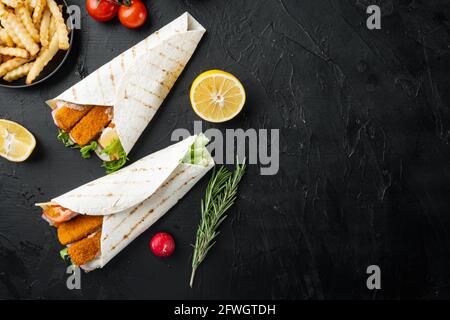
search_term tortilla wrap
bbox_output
[47,12,206,155]
[37,135,214,271]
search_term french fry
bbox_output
[31,0,45,26]
[26,31,57,84]
[2,55,12,63]
[27,0,37,8]
[1,0,22,8]
[46,0,68,50]
[16,3,39,42]
[48,13,55,37]
[0,1,7,17]
[5,12,40,55]
[1,19,25,48]
[1,18,25,47]
[0,0,69,84]
[0,56,27,76]
[38,7,49,46]
[0,27,14,46]
[3,61,31,81]
[0,45,29,58]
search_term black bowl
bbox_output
[0,0,74,88]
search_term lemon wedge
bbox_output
[0,119,36,162]
[190,70,246,123]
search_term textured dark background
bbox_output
[1,0,450,299]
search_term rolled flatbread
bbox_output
[37,135,214,271]
[47,12,206,156]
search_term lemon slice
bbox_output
[190,70,246,123]
[0,119,36,162]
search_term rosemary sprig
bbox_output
[190,160,246,287]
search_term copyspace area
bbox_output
[1,0,450,300]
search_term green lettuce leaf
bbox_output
[60,247,68,260]
[59,247,74,267]
[57,129,79,149]
[80,141,98,159]
[182,134,210,166]
[101,139,128,174]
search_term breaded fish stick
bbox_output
[68,231,101,266]
[57,215,103,245]
[69,106,112,146]
[52,104,92,132]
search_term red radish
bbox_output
[150,232,175,257]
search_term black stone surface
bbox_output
[1,0,450,299]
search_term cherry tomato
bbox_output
[86,0,119,22]
[118,0,148,29]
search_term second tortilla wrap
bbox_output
[37,135,214,271]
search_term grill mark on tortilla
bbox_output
[102,201,146,240]
[120,55,125,71]
[120,168,184,216]
[68,168,179,222]
[166,41,188,55]
[109,64,115,89]
[97,71,106,102]
[66,190,145,198]
[160,68,177,78]
[86,179,156,187]
[130,167,148,172]
[158,52,184,69]
[77,167,164,189]
[128,95,157,111]
[110,173,199,251]
[113,179,154,184]
[130,82,164,100]
[128,163,159,172]
[128,166,162,172]
[131,47,136,58]
[107,169,189,250]
[104,182,175,240]
[141,61,179,79]
[158,80,172,92]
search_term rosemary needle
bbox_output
[190,160,246,288]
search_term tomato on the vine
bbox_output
[86,0,119,22]
[118,0,148,29]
